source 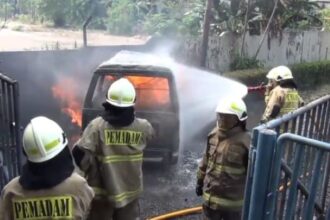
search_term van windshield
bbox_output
[92,74,172,111]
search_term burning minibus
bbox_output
[82,51,180,164]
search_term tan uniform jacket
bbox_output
[76,116,154,208]
[0,173,94,220]
[262,86,303,121]
[197,126,251,211]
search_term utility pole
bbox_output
[200,0,213,67]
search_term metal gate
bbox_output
[243,95,330,220]
[0,73,22,190]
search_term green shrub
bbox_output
[291,61,330,89]
[11,24,24,31]
[16,14,34,24]
[224,68,268,86]
[321,8,330,31]
[230,54,263,71]
[225,60,330,89]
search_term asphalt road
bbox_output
[141,149,204,219]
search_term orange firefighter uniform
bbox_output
[75,116,154,220]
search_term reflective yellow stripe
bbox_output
[110,93,134,103]
[213,164,246,175]
[208,161,246,175]
[13,196,73,219]
[92,187,141,202]
[99,154,143,163]
[45,139,60,151]
[112,189,141,202]
[281,91,299,114]
[203,192,243,207]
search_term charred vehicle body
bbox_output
[82,51,180,164]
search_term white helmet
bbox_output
[216,98,248,121]
[23,116,68,163]
[267,66,293,81]
[106,78,136,107]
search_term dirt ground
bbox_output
[0,21,149,51]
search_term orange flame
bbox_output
[105,75,170,109]
[51,77,82,127]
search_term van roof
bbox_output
[97,51,174,73]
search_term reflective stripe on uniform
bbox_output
[203,192,243,207]
[280,90,300,115]
[111,189,141,202]
[214,164,246,175]
[98,153,143,163]
[208,161,246,175]
[92,187,141,202]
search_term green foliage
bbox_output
[290,61,330,89]
[179,1,204,36]
[321,8,330,31]
[0,0,325,36]
[37,0,68,27]
[106,0,140,35]
[0,1,15,19]
[105,0,204,36]
[225,60,330,89]
[224,68,267,86]
[281,0,322,30]
[0,0,108,28]
[230,53,262,71]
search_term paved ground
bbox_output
[141,149,204,219]
[0,22,148,51]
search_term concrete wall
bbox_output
[0,45,151,129]
[179,30,330,72]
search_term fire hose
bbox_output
[247,84,267,93]
[147,206,202,220]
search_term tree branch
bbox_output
[253,0,279,60]
[240,0,251,57]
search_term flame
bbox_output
[106,75,170,110]
[52,77,82,127]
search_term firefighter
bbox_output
[0,116,94,220]
[264,67,280,104]
[196,98,251,220]
[73,78,154,220]
[261,66,304,123]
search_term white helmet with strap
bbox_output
[216,98,248,121]
[267,66,293,81]
[106,78,136,107]
[23,116,68,163]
